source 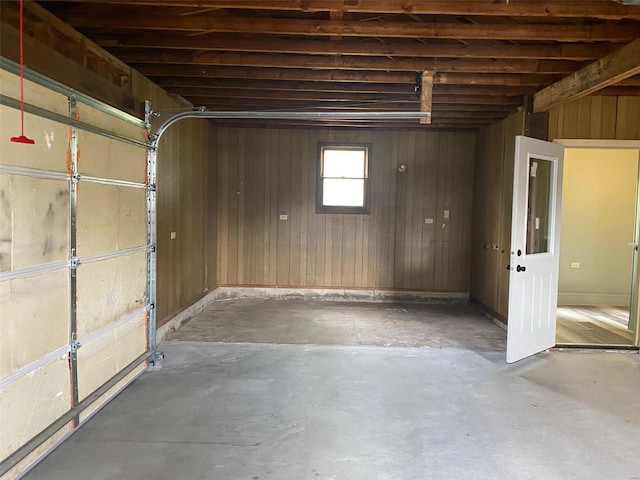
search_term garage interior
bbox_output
[1,1,640,479]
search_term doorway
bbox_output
[555,146,640,346]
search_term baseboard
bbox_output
[469,297,508,331]
[215,286,469,303]
[557,292,630,306]
[155,288,221,344]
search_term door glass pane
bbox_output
[526,157,553,254]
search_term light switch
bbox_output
[170,231,177,239]
[443,210,450,219]
[279,214,288,220]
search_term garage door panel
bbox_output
[0,269,70,377]
[78,363,146,424]
[77,312,146,401]
[76,251,146,338]
[76,102,148,144]
[0,70,70,115]
[76,130,146,184]
[0,174,70,272]
[0,357,71,460]
[0,64,150,474]
[76,183,146,257]
[0,108,70,172]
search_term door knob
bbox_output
[516,265,526,272]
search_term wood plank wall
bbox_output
[132,74,218,326]
[548,96,640,140]
[470,112,525,320]
[214,127,475,292]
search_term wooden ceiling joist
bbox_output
[153,83,541,101]
[91,33,612,61]
[534,38,640,112]
[120,51,584,74]
[154,73,558,91]
[50,0,640,20]
[49,10,640,42]
[138,65,418,83]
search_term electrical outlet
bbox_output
[170,231,177,240]
[444,210,450,219]
[279,214,288,220]
[571,262,580,269]
[424,218,434,224]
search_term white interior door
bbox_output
[507,136,564,363]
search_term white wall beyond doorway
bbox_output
[558,148,639,306]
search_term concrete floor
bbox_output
[167,299,507,350]
[22,299,640,480]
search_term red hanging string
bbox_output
[10,0,35,145]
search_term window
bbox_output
[317,143,371,214]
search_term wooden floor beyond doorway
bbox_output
[556,305,634,345]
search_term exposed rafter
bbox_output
[91,33,613,61]
[117,50,584,74]
[43,9,640,42]
[45,0,640,20]
[534,38,640,112]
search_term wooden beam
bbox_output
[153,73,557,90]
[420,70,434,125]
[52,1,640,20]
[54,9,640,42]
[182,95,520,111]
[176,93,525,107]
[436,73,559,87]
[120,50,583,74]
[138,65,420,82]
[435,85,537,96]
[170,84,536,98]
[173,88,414,102]
[157,78,416,93]
[207,119,487,130]
[91,33,611,61]
[161,84,540,101]
[432,95,523,106]
[534,38,640,112]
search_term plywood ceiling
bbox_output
[33,1,640,129]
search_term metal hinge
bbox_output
[70,334,81,352]
[70,249,80,276]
